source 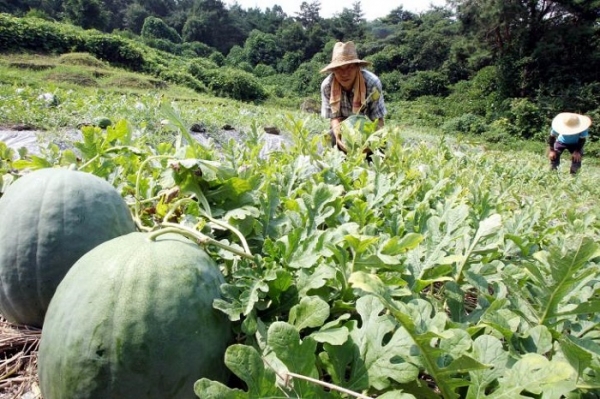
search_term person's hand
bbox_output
[334,129,348,153]
[548,150,557,161]
[572,151,582,163]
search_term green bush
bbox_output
[506,98,546,140]
[253,64,276,78]
[441,113,487,135]
[481,118,515,144]
[58,52,107,68]
[290,60,322,96]
[379,70,404,102]
[140,16,181,44]
[209,52,225,67]
[236,62,253,73]
[366,45,410,74]
[200,67,267,102]
[80,34,145,71]
[399,70,449,100]
[143,37,182,55]
[0,14,84,53]
[181,41,217,58]
[158,68,207,93]
[186,58,219,81]
[443,66,503,120]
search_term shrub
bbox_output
[399,70,449,100]
[481,118,515,143]
[186,58,219,81]
[143,37,182,55]
[58,52,107,68]
[441,113,487,135]
[235,62,252,73]
[443,66,503,119]
[209,52,225,66]
[379,70,405,102]
[181,41,217,58]
[290,60,322,96]
[201,67,267,102]
[79,34,145,71]
[140,16,182,44]
[0,14,84,53]
[506,98,546,140]
[159,68,207,93]
[253,63,276,78]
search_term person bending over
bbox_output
[320,41,387,154]
[548,112,592,174]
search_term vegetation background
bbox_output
[1,0,599,153]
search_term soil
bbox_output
[0,317,41,399]
[0,124,291,159]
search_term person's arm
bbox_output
[548,134,557,160]
[573,137,586,162]
[331,117,347,153]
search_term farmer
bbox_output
[548,112,592,174]
[320,41,387,154]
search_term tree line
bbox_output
[1,0,599,141]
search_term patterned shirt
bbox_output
[551,129,588,145]
[321,69,387,121]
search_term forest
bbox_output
[1,0,599,144]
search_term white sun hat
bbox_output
[551,112,592,135]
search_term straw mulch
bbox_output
[0,316,41,399]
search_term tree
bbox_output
[455,0,600,99]
[326,2,366,41]
[243,29,283,66]
[141,15,182,43]
[62,0,109,30]
[187,0,245,54]
[275,21,308,55]
[296,0,321,28]
[124,2,150,34]
[137,0,174,17]
[380,6,418,25]
[182,15,207,43]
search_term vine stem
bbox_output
[283,371,371,399]
[148,223,254,260]
[133,154,173,227]
[162,197,251,255]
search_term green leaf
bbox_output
[310,326,349,345]
[266,322,335,398]
[466,335,509,399]
[319,328,370,392]
[194,344,280,398]
[487,353,576,398]
[455,214,502,281]
[517,325,552,354]
[194,379,247,399]
[383,233,424,254]
[288,296,330,331]
[525,237,600,325]
[348,296,420,390]
[558,336,592,378]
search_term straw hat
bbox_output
[320,41,371,73]
[552,112,592,135]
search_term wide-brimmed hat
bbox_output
[552,112,592,135]
[320,41,371,73]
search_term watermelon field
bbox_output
[1,60,600,399]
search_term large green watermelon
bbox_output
[38,232,233,399]
[0,167,135,327]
